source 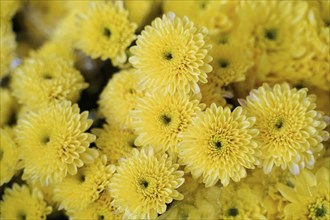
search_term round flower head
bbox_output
[239,83,329,175]
[131,92,202,156]
[178,104,260,187]
[109,147,185,219]
[15,101,98,185]
[278,167,330,220]
[209,44,253,86]
[54,155,116,212]
[0,127,19,186]
[239,1,309,75]
[98,68,143,129]
[93,123,138,164]
[0,21,16,78]
[11,56,88,109]
[0,184,52,219]
[68,190,122,220]
[75,1,136,65]
[129,13,213,95]
[218,182,267,220]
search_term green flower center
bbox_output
[41,135,50,145]
[308,198,329,220]
[17,211,26,220]
[139,179,149,189]
[219,59,229,68]
[43,74,52,80]
[316,206,327,218]
[98,215,105,220]
[227,208,239,217]
[218,37,229,44]
[215,140,222,149]
[264,28,278,41]
[275,119,283,129]
[161,114,172,125]
[164,52,173,60]
[103,27,111,38]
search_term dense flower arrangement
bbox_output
[0,0,329,219]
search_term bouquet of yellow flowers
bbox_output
[1,1,329,219]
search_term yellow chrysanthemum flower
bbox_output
[131,92,202,156]
[11,56,88,108]
[0,127,19,186]
[239,83,329,175]
[15,101,98,185]
[178,104,260,187]
[109,148,184,219]
[241,1,308,62]
[129,13,212,95]
[0,184,52,219]
[75,1,136,65]
[68,190,122,220]
[0,21,16,78]
[98,68,143,129]
[278,167,330,220]
[54,155,116,212]
[218,182,267,220]
[209,44,253,86]
[93,123,138,165]
[0,88,16,127]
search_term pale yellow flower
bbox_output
[0,184,52,219]
[109,148,184,219]
[178,104,260,187]
[129,13,212,95]
[240,83,329,175]
[16,101,98,185]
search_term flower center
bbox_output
[80,174,86,182]
[161,114,172,125]
[41,135,50,145]
[316,206,327,218]
[218,37,228,44]
[17,211,26,220]
[163,52,173,60]
[103,27,111,38]
[215,140,222,149]
[43,73,52,80]
[219,59,229,68]
[139,179,149,189]
[227,207,239,217]
[275,119,283,129]
[264,28,278,41]
[308,198,329,220]
[98,215,105,220]
[200,1,207,9]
